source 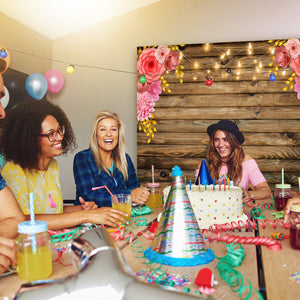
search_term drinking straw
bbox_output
[152,165,154,184]
[281,168,284,197]
[92,185,119,204]
[29,192,37,253]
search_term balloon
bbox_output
[45,69,64,94]
[1,86,9,108]
[0,46,10,74]
[25,73,48,100]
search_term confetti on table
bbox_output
[290,272,300,283]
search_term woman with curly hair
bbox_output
[73,110,149,208]
[0,100,127,229]
[196,120,271,200]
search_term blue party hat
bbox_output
[195,159,213,185]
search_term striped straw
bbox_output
[29,192,37,253]
[92,185,119,204]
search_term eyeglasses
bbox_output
[39,126,65,142]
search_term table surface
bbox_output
[256,204,300,300]
[1,203,298,300]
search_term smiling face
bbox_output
[96,117,119,155]
[213,130,233,162]
[38,115,63,164]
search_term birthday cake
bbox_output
[163,184,248,229]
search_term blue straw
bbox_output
[29,193,37,253]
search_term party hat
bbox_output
[144,166,214,267]
[195,159,213,185]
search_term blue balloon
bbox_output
[25,73,48,100]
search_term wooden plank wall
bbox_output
[137,40,300,192]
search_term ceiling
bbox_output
[0,0,159,40]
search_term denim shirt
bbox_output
[73,148,140,207]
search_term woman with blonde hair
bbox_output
[196,120,271,200]
[73,110,149,207]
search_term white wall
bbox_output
[3,0,300,199]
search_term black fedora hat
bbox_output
[207,120,245,144]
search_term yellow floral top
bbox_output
[1,159,63,214]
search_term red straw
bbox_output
[92,185,119,204]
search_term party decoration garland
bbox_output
[137,45,184,143]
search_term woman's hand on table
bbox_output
[131,187,150,205]
[284,196,300,223]
[86,207,128,227]
[0,236,17,275]
[79,197,98,210]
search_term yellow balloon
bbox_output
[66,65,74,74]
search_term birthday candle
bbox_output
[224,178,226,191]
[227,179,230,190]
[185,176,186,187]
[198,177,200,190]
[213,178,215,190]
[205,180,207,190]
[219,179,221,191]
[190,180,192,191]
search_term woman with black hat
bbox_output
[197,119,271,200]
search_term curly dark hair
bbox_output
[0,100,76,169]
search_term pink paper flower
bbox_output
[294,76,300,99]
[137,91,156,121]
[165,50,179,71]
[147,79,162,100]
[274,46,291,68]
[155,45,169,64]
[285,39,300,59]
[137,48,165,83]
[290,55,300,76]
[137,74,148,93]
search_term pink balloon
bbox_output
[45,69,64,94]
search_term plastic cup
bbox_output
[111,194,132,222]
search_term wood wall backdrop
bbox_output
[137,40,300,192]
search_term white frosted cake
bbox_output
[163,184,248,229]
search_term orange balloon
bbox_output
[0,46,10,74]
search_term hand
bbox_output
[79,197,98,210]
[86,207,129,228]
[0,236,17,275]
[131,187,150,205]
[284,196,300,223]
[242,189,251,200]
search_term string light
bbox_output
[194,62,199,68]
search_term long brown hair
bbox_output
[207,130,245,181]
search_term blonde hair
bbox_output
[90,110,128,180]
[207,130,245,181]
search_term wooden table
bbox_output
[0,206,261,299]
[256,205,299,300]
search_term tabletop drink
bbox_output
[16,221,52,281]
[289,204,300,250]
[274,184,292,211]
[111,194,131,222]
[145,182,163,208]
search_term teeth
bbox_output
[104,139,113,142]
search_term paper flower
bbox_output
[165,50,179,71]
[137,91,156,121]
[137,48,165,83]
[290,55,300,76]
[274,46,291,68]
[155,45,169,64]
[147,79,162,100]
[294,76,300,99]
[285,39,300,59]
